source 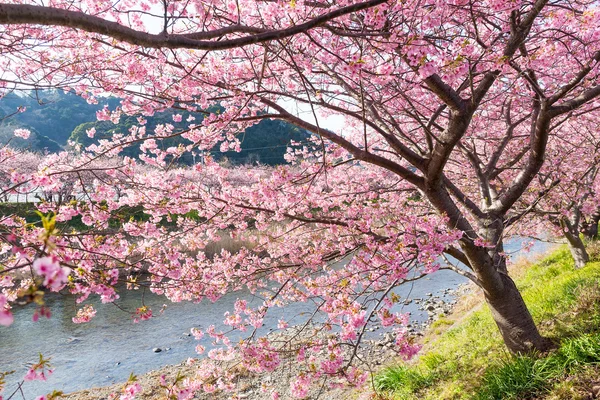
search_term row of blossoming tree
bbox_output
[1,0,600,398]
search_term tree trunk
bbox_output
[459,237,554,354]
[582,211,600,241]
[582,222,598,241]
[483,272,555,353]
[425,187,553,353]
[564,230,589,269]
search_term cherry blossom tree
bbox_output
[511,117,600,268]
[0,144,43,202]
[2,0,600,397]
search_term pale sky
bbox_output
[140,6,347,134]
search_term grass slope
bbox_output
[374,247,600,400]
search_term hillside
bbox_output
[0,90,111,147]
[0,90,312,165]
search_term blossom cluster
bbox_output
[32,257,70,292]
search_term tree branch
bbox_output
[504,179,560,227]
[260,98,426,188]
[496,108,552,213]
[549,84,600,117]
[0,0,385,50]
[547,50,600,105]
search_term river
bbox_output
[0,237,555,398]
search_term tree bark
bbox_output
[462,242,555,354]
[469,215,554,352]
[582,210,600,241]
[564,230,589,269]
[484,272,555,353]
[427,187,553,354]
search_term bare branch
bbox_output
[260,99,426,188]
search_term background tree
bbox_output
[510,117,600,268]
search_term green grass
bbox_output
[374,366,437,396]
[373,247,600,400]
[476,355,559,400]
[475,333,600,400]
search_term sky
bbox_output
[138,4,347,134]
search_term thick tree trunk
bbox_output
[484,272,554,353]
[457,236,554,353]
[425,188,553,353]
[564,230,589,269]
[460,217,554,354]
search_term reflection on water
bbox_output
[0,238,554,398]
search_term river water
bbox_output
[0,238,555,398]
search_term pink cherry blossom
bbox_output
[13,128,31,139]
[2,0,600,395]
[32,257,70,291]
[120,382,142,400]
[72,305,97,324]
[0,294,13,327]
[290,374,311,399]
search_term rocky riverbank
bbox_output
[63,283,472,400]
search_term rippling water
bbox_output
[0,238,554,398]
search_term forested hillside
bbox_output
[0,90,311,165]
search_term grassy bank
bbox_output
[373,246,600,400]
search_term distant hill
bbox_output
[0,90,312,165]
[0,90,115,147]
[70,109,313,165]
[0,118,62,153]
[69,109,203,164]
